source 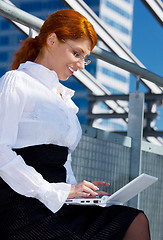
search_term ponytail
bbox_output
[11,37,40,70]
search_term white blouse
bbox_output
[0,61,82,214]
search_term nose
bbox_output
[76,60,85,70]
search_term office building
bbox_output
[87,0,134,131]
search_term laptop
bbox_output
[65,173,158,207]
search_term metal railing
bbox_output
[72,124,163,240]
[62,0,163,92]
[0,0,163,88]
[141,0,163,26]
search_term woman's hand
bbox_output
[91,181,110,197]
[67,180,110,199]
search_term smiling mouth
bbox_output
[68,66,74,74]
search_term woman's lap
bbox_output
[0,193,142,240]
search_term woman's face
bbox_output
[39,35,92,81]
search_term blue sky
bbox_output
[130,0,163,130]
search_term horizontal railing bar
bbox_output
[111,130,163,137]
[88,93,163,101]
[87,112,158,119]
[91,46,163,87]
[0,0,43,31]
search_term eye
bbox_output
[73,51,80,58]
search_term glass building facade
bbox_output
[93,0,134,131]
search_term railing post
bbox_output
[127,91,144,208]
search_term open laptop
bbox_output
[65,173,158,207]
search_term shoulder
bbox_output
[0,69,27,95]
[0,68,28,87]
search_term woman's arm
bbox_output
[0,146,71,213]
[0,71,71,214]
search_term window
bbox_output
[123,0,131,3]
[0,36,9,45]
[44,1,65,10]
[103,85,124,94]
[105,1,131,19]
[20,1,65,12]
[100,67,127,82]
[0,52,8,62]
[0,20,10,30]
[20,2,43,11]
[102,16,130,35]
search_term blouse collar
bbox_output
[18,61,75,99]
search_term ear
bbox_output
[46,33,58,47]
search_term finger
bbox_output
[81,180,99,191]
[77,192,91,198]
[91,181,110,187]
[81,185,99,197]
[76,189,98,198]
[96,190,111,196]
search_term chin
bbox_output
[59,76,69,81]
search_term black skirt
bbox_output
[0,144,142,240]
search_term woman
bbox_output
[0,9,150,240]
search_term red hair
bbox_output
[11,9,97,70]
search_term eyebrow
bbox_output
[78,47,90,57]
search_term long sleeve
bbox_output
[0,148,71,213]
[0,71,71,214]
